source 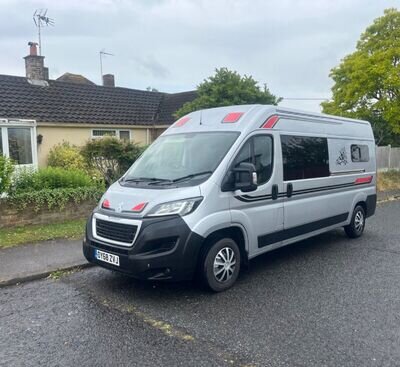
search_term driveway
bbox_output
[1,200,399,367]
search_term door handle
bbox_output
[287,183,293,198]
[272,184,278,200]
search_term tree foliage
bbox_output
[175,68,281,118]
[81,137,145,186]
[0,155,14,195]
[321,8,400,144]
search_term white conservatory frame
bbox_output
[0,118,38,169]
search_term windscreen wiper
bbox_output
[124,177,172,184]
[172,171,213,183]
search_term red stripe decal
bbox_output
[222,112,244,123]
[174,116,190,127]
[261,115,279,129]
[131,202,147,212]
[354,176,373,184]
[102,199,111,209]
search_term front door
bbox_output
[228,132,284,257]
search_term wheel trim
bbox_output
[354,211,364,232]
[213,247,236,283]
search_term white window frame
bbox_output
[91,129,131,141]
[0,119,38,169]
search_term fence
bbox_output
[377,145,400,171]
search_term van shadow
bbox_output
[94,228,349,303]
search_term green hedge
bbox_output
[11,167,103,194]
[4,186,104,212]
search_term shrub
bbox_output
[47,142,87,171]
[81,137,145,186]
[11,167,103,194]
[5,186,104,212]
[0,155,14,195]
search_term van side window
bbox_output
[281,135,329,180]
[351,144,369,162]
[233,135,273,185]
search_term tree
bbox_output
[321,8,400,145]
[175,67,281,118]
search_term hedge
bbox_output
[3,186,104,212]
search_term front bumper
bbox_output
[83,211,204,281]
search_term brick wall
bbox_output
[0,200,96,229]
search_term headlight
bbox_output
[147,197,203,217]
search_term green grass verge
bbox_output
[0,219,86,249]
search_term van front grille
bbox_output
[95,218,138,244]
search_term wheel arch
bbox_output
[198,225,249,268]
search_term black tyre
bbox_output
[344,205,366,238]
[200,238,241,292]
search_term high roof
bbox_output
[0,74,197,126]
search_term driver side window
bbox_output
[233,135,273,185]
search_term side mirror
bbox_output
[232,162,258,192]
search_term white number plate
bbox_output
[94,249,120,266]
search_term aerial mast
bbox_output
[99,49,114,82]
[33,9,55,56]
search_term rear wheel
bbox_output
[200,238,241,292]
[345,205,366,238]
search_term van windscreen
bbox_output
[123,132,239,184]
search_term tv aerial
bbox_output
[99,49,114,80]
[33,9,55,55]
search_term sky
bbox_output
[0,0,398,112]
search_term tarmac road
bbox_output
[1,200,399,367]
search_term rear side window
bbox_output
[351,144,369,162]
[281,135,329,180]
[233,135,273,185]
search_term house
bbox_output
[0,43,196,168]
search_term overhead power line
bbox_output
[281,97,330,101]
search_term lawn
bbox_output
[0,219,86,249]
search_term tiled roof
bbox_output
[56,73,96,85]
[157,91,198,124]
[0,74,197,126]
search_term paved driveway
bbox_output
[1,201,399,367]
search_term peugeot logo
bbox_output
[116,202,124,213]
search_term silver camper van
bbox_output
[83,105,376,291]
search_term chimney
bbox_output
[24,42,48,80]
[102,74,115,87]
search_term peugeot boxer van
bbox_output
[83,105,376,292]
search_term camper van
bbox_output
[83,105,376,292]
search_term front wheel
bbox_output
[200,238,241,292]
[344,205,366,238]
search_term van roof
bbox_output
[163,104,373,140]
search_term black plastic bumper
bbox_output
[83,211,204,281]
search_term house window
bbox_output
[8,127,33,164]
[0,121,37,167]
[119,130,130,141]
[92,129,131,141]
[281,135,329,181]
[351,144,369,162]
[92,129,117,138]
